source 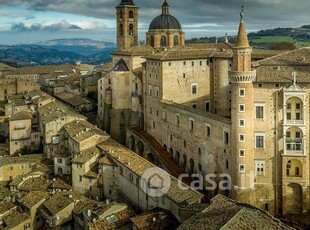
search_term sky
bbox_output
[0,0,309,44]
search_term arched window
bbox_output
[119,11,123,19]
[160,36,167,47]
[129,24,133,35]
[129,10,134,19]
[150,36,155,47]
[119,24,123,36]
[174,35,179,45]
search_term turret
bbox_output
[229,6,256,203]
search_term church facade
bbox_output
[98,0,310,216]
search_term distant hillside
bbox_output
[186,25,310,49]
[0,38,116,66]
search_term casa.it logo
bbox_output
[140,167,171,197]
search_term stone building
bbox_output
[97,0,310,217]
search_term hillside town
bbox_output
[0,0,310,229]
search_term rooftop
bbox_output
[131,208,179,230]
[63,120,109,144]
[40,191,85,220]
[50,178,72,190]
[54,92,90,107]
[18,191,50,209]
[3,64,93,75]
[177,194,294,230]
[18,176,52,192]
[0,202,15,215]
[0,154,43,168]
[88,203,136,230]
[97,138,204,205]
[255,48,310,83]
[72,146,101,164]
[38,101,85,124]
[9,110,32,121]
[2,210,30,230]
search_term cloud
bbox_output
[11,20,82,32]
[1,0,310,36]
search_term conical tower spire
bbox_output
[236,6,250,48]
[162,0,170,15]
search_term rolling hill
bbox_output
[0,38,116,66]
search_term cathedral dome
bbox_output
[149,1,182,30]
[149,14,182,30]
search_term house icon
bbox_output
[147,173,164,190]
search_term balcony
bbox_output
[11,136,30,141]
[285,120,304,126]
[14,126,26,130]
[285,142,304,156]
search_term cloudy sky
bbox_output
[0,0,308,44]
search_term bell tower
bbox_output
[116,0,139,50]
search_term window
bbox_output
[239,164,245,172]
[255,134,265,148]
[296,112,301,120]
[296,131,301,138]
[286,132,291,138]
[58,168,63,174]
[153,122,156,129]
[296,103,301,110]
[191,83,197,94]
[192,103,197,109]
[163,110,167,121]
[189,118,194,131]
[239,119,245,127]
[205,101,210,111]
[148,85,153,95]
[239,134,245,142]
[258,83,263,88]
[255,160,265,176]
[155,87,159,98]
[57,158,63,164]
[239,104,245,112]
[175,114,180,126]
[79,176,82,182]
[256,105,264,119]
[224,132,229,144]
[287,113,291,120]
[129,10,134,18]
[192,61,194,66]
[168,62,171,66]
[206,124,211,137]
[199,164,202,171]
[239,149,245,157]
[183,61,186,65]
[160,36,167,46]
[286,103,291,109]
[275,83,280,88]
[239,89,245,97]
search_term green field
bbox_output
[296,41,310,48]
[251,36,294,43]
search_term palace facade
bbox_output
[98,0,310,215]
